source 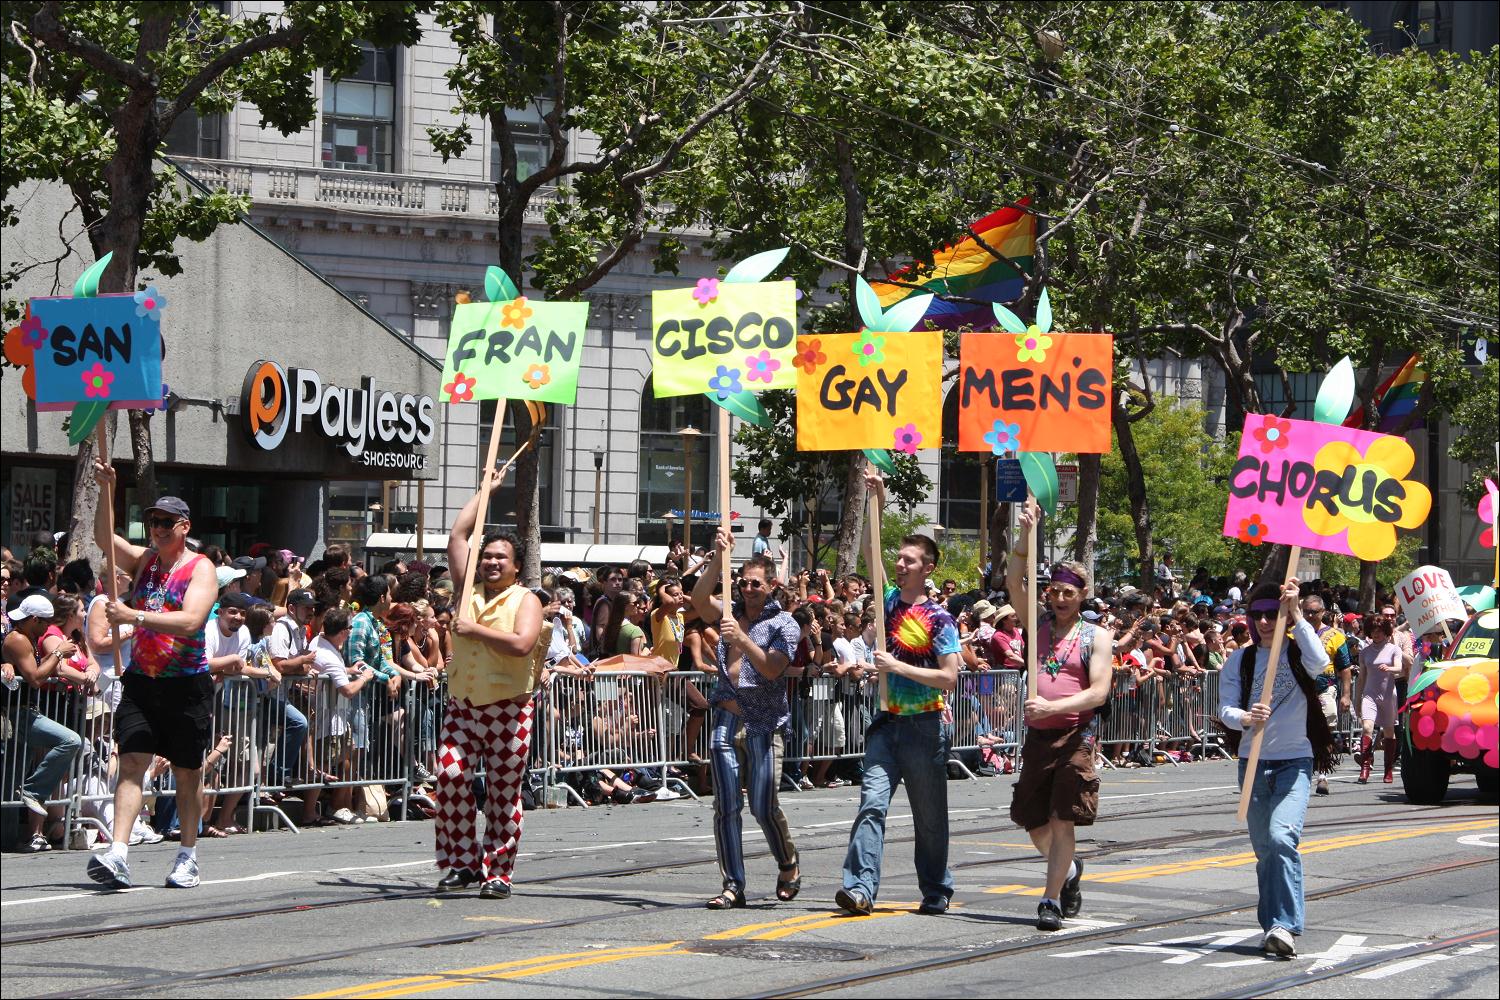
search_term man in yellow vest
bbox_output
[439,471,545,898]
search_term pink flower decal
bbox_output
[81,362,114,399]
[692,277,720,305]
[744,350,780,384]
[18,314,45,350]
[893,423,922,454]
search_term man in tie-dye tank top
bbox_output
[838,468,961,918]
[86,467,217,892]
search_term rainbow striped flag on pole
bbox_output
[1344,354,1427,433]
[868,202,1036,330]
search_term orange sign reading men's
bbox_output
[956,332,1114,455]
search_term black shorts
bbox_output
[1009,723,1100,831]
[114,671,214,769]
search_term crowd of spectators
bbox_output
[2,525,1469,851]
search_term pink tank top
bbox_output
[1034,615,1092,729]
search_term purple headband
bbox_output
[1249,598,1280,613]
[1051,567,1087,589]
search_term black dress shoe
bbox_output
[835,887,873,916]
[1036,900,1063,931]
[1061,858,1084,918]
[917,896,950,915]
[479,879,512,899]
[436,869,482,892]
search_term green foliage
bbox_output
[1318,534,1423,591]
[1448,359,1499,504]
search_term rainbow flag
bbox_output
[869,202,1036,330]
[1344,354,1426,433]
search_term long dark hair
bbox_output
[602,591,632,655]
[1236,582,1337,772]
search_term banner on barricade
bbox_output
[794,330,942,452]
[1222,413,1432,561]
[1396,565,1466,635]
[650,280,798,398]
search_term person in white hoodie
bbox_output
[1218,578,1336,959]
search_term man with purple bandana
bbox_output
[837,469,961,918]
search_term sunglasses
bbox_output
[740,578,769,590]
[147,515,181,530]
[1046,587,1080,599]
[1248,610,1280,623]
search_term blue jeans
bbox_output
[17,707,82,803]
[1239,757,1312,934]
[276,702,308,784]
[710,709,797,891]
[842,711,952,904]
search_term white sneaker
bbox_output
[332,808,356,825]
[86,851,131,889]
[1262,926,1296,957]
[133,817,164,845]
[19,791,48,816]
[164,854,200,889]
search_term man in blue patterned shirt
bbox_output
[691,528,801,910]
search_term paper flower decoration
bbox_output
[852,330,885,367]
[1237,513,1268,545]
[1419,660,1500,767]
[693,277,720,305]
[794,339,826,374]
[983,420,1021,456]
[744,349,781,384]
[523,364,551,390]
[1301,435,1431,561]
[1015,326,1052,364]
[1253,416,1292,454]
[893,423,923,454]
[81,362,114,399]
[133,286,167,321]
[500,296,533,330]
[707,365,742,400]
[17,314,45,350]
[444,372,476,404]
[1480,478,1497,548]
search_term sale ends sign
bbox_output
[1223,414,1432,561]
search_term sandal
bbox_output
[706,886,746,910]
[776,863,801,902]
[202,826,229,838]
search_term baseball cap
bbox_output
[232,555,267,573]
[287,588,316,607]
[218,591,252,611]
[145,496,191,520]
[1081,610,1102,623]
[1193,595,1213,607]
[216,566,247,590]
[6,593,55,622]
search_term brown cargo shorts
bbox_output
[1008,723,1100,831]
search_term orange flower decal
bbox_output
[1236,513,1268,545]
[523,364,551,390]
[795,338,827,374]
[500,296,533,330]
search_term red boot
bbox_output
[1358,734,1372,784]
[1383,738,1397,783]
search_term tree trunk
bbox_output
[1357,559,1378,613]
[834,454,868,578]
[989,501,1011,590]
[1071,452,1100,578]
[1258,544,1293,589]
[65,425,103,566]
[129,409,158,502]
[1113,396,1153,592]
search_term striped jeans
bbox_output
[710,708,798,892]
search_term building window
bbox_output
[480,400,559,535]
[638,379,714,547]
[939,390,983,539]
[1253,371,1321,422]
[161,106,223,159]
[322,41,397,172]
[490,122,553,183]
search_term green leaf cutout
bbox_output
[72,252,113,298]
[1020,451,1059,516]
[485,265,520,303]
[706,390,770,427]
[723,248,789,284]
[992,303,1028,335]
[1035,287,1053,334]
[67,401,109,445]
[1455,584,1496,612]
[854,276,884,331]
[879,294,935,334]
[1314,356,1355,425]
[863,449,897,475]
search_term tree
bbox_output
[3,1,427,562]
[426,1,788,583]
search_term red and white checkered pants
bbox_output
[434,696,533,884]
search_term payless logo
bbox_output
[243,360,290,450]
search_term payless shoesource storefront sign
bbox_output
[241,360,437,472]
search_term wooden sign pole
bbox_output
[1025,495,1039,701]
[718,407,732,617]
[457,404,506,621]
[1236,545,1303,823]
[867,484,887,705]
[94,422,122,674]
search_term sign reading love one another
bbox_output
[1396,565,1466,636]
[1223,413,1432,561]
[794,331,942,452]
[25,294,164,411]
[650,280,798,398]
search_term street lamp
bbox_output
[592,446,605,545]
[679,425,702,552]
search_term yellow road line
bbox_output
[749,907,912,941]
[354,945,686,999]
[983,883,1030,895]
[704,912,835,940]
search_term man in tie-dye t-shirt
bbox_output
[838,469,961,919]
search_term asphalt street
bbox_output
[2,762,1496,998]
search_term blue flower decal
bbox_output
[707,365,743,400]
[133,286,167,321]
[983,420,1021,456]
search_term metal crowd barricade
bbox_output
[538,669,679,807]
[2,682,90,848]
[1094,673,1156,768]
[947,669,1024,778]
